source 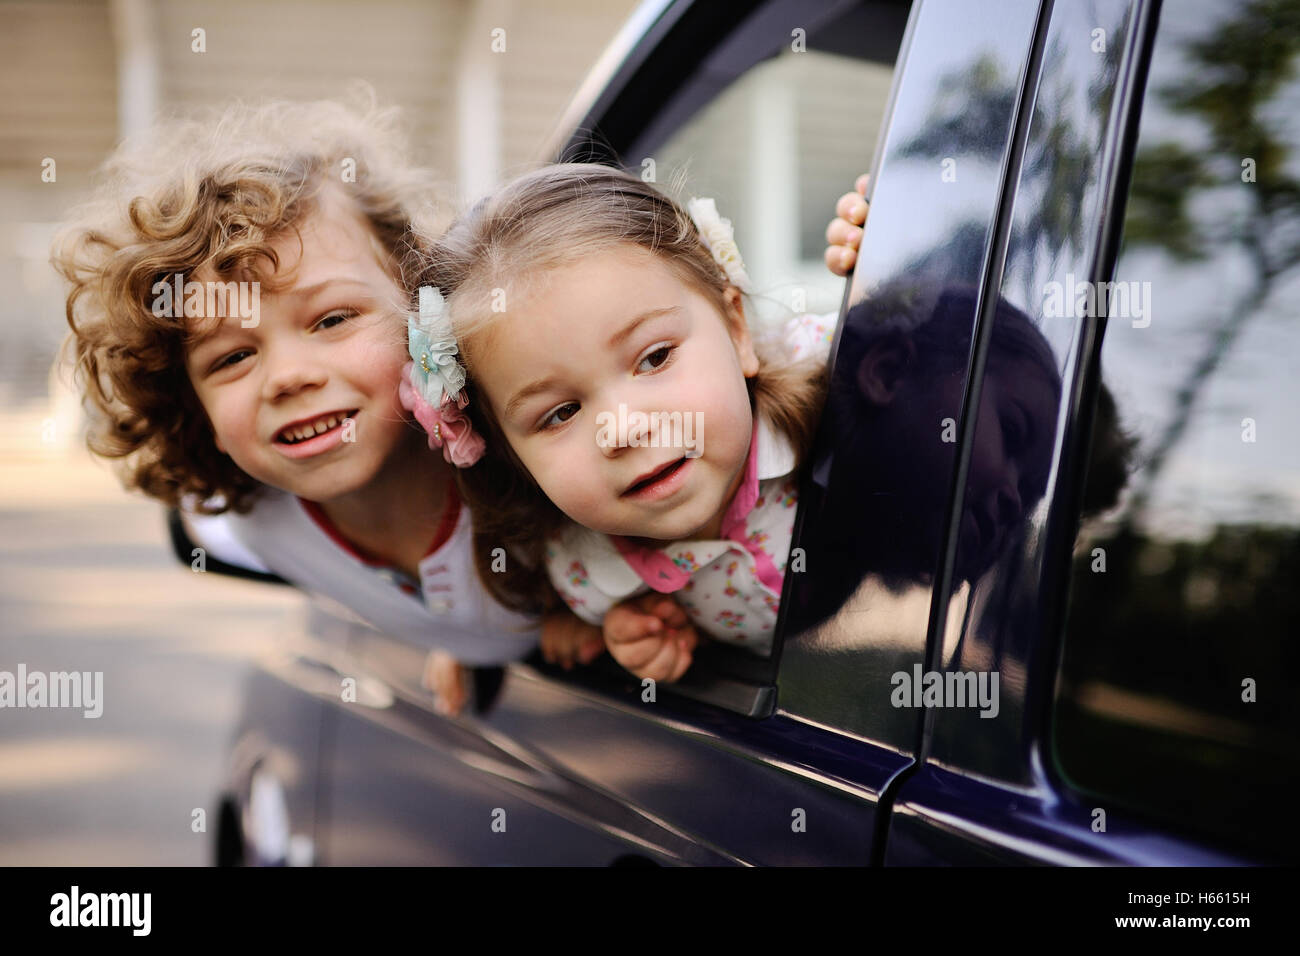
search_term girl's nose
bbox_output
[596,404,652,457]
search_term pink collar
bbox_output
[611,417,783,595]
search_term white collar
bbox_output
[755,412,798,480]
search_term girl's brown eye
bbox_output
[540,402,579,430]
[637,345,674,373]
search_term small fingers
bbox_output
[666,640,694,683]
[676,624,700,654]
[824,244,857,277]
[437,682,467,717]
[541,636,572,668]
[637,634,688,683]
[607,609,661,646]
[835,190,869,226]
[855,172,870,197]
[651,597,689,629]
[825,216,863,251]
[578,634,605,664]
[428,658,469,717]
[609,631,670,672]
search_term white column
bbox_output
[746,64,800,291]
[109,0,160,139]
[456,0,511,203]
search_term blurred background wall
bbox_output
[0,0,639,435]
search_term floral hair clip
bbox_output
[398,285,486,467]
[687,197,753,293]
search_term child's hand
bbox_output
[539,609,606,669]
[421,650,470,717]
[603,593,699,683]
[824,173,870,277]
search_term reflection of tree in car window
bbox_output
[1056,0,1300,861]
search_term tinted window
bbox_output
[778,0,1043,744]
[1055,0,1300,859]
[918,0,1137,783]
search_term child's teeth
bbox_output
[284,413,349,443]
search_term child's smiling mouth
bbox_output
[273,408,359,458]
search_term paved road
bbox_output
[0,435,304,865]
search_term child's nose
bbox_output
[263,350,327,400]
[596,405,653,457]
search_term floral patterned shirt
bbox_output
[542,311,835,656]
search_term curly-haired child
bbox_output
[51,95,604,715]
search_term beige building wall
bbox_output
[0,0,639,414]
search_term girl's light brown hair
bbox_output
[416,163,828,613]
[52,91,444,513]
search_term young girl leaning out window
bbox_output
[409,164,836,683]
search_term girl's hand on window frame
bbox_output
[824,173,870,277]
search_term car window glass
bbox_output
[918,0,1137,782]
[1055,0,1300,859]
[777,0,1042,745]
[650,20,899,324]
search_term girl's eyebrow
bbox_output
[606,306,679,349]
[505,375,563,422]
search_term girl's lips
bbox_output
[622,457,690,501]
[274,411,357,460]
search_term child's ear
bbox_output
[855,334,916,405]
[722,287,759,377]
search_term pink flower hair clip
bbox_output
[398,286,486,468]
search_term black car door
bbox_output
[885,0,1299,865]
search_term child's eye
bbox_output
[212,349,253,373]
[315,309,357,331]
[636,344,675,373]
[538,402,579,431]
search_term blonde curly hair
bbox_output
[52,91,444,513]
